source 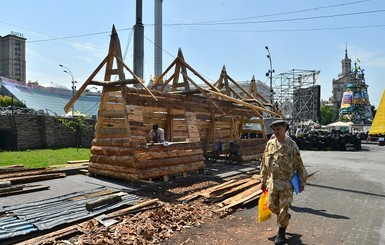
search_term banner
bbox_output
[340,91,353,109]
[364,105,373,118]
[353,92,363,105]
[363,92,370,105]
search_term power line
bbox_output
[161,9,385,26]
[144,36,175,59]
[159,0,370,25]
[188,24,385,33]
[26,28,132,43]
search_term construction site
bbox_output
[1,1,384,244]
[0,18,331,244]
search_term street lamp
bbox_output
[59,64,77,115]
[265,46,275,105]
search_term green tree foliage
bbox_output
[59,117,93,149]
[320,105,337,125]
[0,95,25,107]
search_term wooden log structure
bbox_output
[64,26,279,181]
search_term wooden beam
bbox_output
[64,54,111,113]
[113,54,158,101]
[201,87,281,116]
[90,79,137,86]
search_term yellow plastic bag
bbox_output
[258,190,272,223]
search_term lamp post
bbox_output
[265,46,274,105]
[59,64,77,115]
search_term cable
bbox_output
[187,24,385,33]
[144,36,175,59]
[157,0,371,25]
[123,28,134,61]
[161,9,385,26]
[26,27,132,43]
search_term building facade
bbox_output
[0,32,26,82]
[332,48,352,109]
[332,48,373,124]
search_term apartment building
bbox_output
[0,32,26,82]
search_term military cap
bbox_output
[269,119,287,128]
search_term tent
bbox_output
[326,121,353,130]
[369,90,385,136]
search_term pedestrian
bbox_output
[148,122,165,143]
[261,118,308,245]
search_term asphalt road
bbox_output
[165,143,385,245]
[290,142,385,245]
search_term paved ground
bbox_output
[165,143,385,245]
[1,143,384,244]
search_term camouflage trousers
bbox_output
[268,188,293,228]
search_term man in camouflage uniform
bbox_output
[261,119,308,245]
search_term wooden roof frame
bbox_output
[64,25,156,114]
[149,48,282,118]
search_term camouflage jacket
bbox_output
[261,135,308,191]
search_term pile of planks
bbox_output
[179,174,263,214]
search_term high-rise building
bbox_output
[0,32,26,82]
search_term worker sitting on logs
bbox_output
[148,123,165,143]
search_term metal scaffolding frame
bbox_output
[272,69,321,123]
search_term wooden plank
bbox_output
[217,183,262,211]
[198,178,251,199]
[136,154,203,169]
[92,138,132,147]
[14,224,83,245]
[137,161,205,179]
[66,160,89,164]
[0,168,49,178]
[91,145,135,156]
[178,179,237,202]
[0,165,25,172]
[209,178,260,202]
[2,173,66,184]
[0,185,23,193]
[0,180,12,187]
[90,156,136,168]
[103,198,159,218]
[134,148,203,161]
[0,185,50,197]
[85,193,124,211]
[100,110,126,118]
[88,168,138,180]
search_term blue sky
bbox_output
[1,0,385,108]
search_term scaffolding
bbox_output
[272,69,321,124]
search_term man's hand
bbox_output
[261,182,267,192]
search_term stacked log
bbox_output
[239,138,267,161]
[88,87,267,181]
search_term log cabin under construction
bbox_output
[65,26,284,181]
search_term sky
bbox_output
[1,0,385,108]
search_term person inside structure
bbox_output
[261,118,308,245]
[148,123,165,143]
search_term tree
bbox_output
[319,105,337,125]
[0,95,25,107]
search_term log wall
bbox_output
[88,87,267,181]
